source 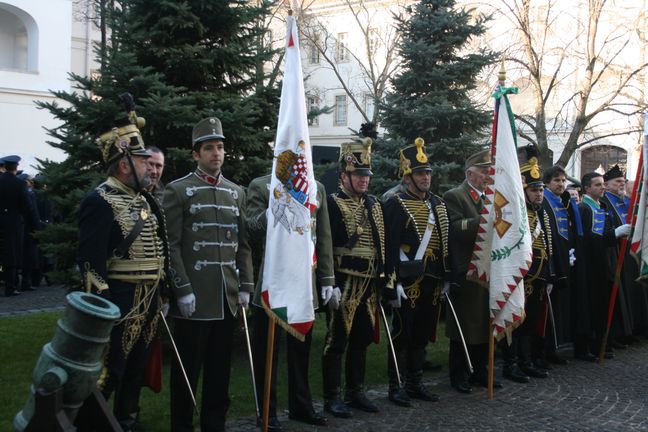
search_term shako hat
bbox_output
[399,137,431,177]
[192,117,225,146]
[603,164,625,182]
[96,93,150,164]
[519,144,543,188]
[339,137,373,176]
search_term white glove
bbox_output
[546,283,554,296]
[161,302,170,317]
[177,293,196,318]
[568,248,576,267]
[442,281,451,297]
[614,224,632,238]
[321,285,333,305]
[329,287,341,310]
[238,291,250,309]
[389,283,408,308]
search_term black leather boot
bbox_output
[404,349,439,402]
[388,347,411,407]
[322,353,353,418]
[344,349,379,413]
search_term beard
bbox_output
[125,172,152,191]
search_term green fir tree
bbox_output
[36,0,280,285]
[379,0,498,193]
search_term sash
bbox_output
[544,190,569,241]
[604,191,629,225]
[582,195,606,236]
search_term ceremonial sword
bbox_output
[444,291,474,375]
[240,306,260,418]
[159,310,199,415]
[379,303,402,387]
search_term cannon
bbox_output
[13,291,120,431]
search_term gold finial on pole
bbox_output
[498,60,506,86]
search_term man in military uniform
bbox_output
[601,165,643,344]
[77,95,169,431]
[542,165,583,364]
[246,173,334,430]
[502,145,554,382]
[322,137,389,419]
[443,149,498,394]
[383,138,450,406]
[579,172,631,359]
[146,146,166,202]
[163,117,253,432]
[0,155,39,297]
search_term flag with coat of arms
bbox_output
[630,113,648,281]
[261,11,317,341]
[468,84,533,340]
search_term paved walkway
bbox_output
[3,286,648,431]
[0,283,67,317]
[229,343,648,432]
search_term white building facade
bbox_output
[0,0,98,172]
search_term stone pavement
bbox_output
[230,343,648,432]
[3,287,648,431]
[0,283,67,317]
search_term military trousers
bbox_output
[251,304,315,418]
[98,283,160,424]
[170,311,235,432]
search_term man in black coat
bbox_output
[578,172,632,358]
[0,155,39,297]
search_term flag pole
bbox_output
[262,316,276,432]
[597,146,644,363]
[488,60,507,401]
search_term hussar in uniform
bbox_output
[163,117,253,432]
[77,94,169,431]
[383,138,450,406]
[322,137,390,419]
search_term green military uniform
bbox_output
[246,174,334,426]
[443,149,492,390]
[383,138,450,404]
[165,117,253,432]
[322,137,391,418]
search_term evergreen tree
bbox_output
[36,0,280,285]
[379,0,497,193]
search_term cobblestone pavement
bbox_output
[0,283,67,317]
[3,287,648,431]
[229,343,648,432]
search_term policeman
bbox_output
[163,117,253,432]
[0,155,38,297]
[77,94,169,431]
[322,137,390,418]
[383,138,450,406]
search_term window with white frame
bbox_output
[0,9,28,70]
[309,38,320,64]
[336,32,348,62]
[364,94,375,122]
[368,28,379,53]
[334,95,347,126]
[307,96,320,126]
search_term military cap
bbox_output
[2,155,21,164]
[465,148,492,169]
[399,137,431,177]
[603,164,625,182]
[96,93,150,164]
[339,137,373,176]
[520,144,543,188]
[192,117,225,145]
